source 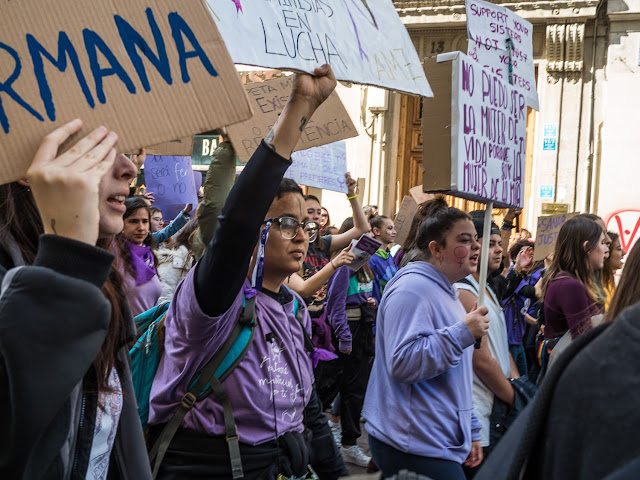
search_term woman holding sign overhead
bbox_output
[0,123,152,478]
[147,65,349,479]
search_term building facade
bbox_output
[326,0,639,249]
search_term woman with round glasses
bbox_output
[148,66,349,479]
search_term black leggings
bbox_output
[369,435,466,480]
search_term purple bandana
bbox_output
[127,241,157,286]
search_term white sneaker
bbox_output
[341,445,371,468]
[328,420,342,448]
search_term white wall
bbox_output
[598,6,640,252]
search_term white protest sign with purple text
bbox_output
[465,0,539,110]
[144,156,199,206]
[447,52,526,208]
[285,141,348,193]
[207,0,433,97]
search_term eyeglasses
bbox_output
[265,216,319,243]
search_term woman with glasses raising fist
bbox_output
[147,66,349,480]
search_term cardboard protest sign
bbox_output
[394,196,419,247]
[409,185,434,205]
[285,141,348,193]
[465,0,539,110]
[534,212,577,261]
[0,0,251,185]
[227,75,357,163]
[207,0,433,97]
[144,156,199,207]
[144,137,194,156]
[422,52,527,209]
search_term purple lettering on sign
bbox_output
[144,155,198,206]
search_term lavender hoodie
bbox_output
[363,261,481,463]
[149,271,314,446]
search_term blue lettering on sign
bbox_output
[168,12,218,83]
[115,8,173,92]
[0,8,218,134]
[84,28,137,104]
[27,32,95,122]
[0,42,44,133]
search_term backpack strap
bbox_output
[290,290,315,354]
[149,295,256,479]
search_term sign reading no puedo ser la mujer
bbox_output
[422,52,527,209]
[0,0,251,184]
[206,0,433,97]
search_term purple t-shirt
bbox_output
[122,271,162,317]
[149,270,314,446]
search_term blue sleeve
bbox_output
[471,412,482,442]
[381,289,476,383]
[152,211,188,244]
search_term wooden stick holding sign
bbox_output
[476,202,494,308]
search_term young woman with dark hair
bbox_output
[603,231,625,311]
[0,121,152,478]
[114,196,161,316]
[147,66,349,479]
[368,215,398,304]
[540,216,609,341]
[363,197,490,480]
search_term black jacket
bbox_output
[476,302,640,480]
[0,235,152,479]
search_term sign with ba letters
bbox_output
[207,0,433,97]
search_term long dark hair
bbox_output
[540,217,603,305]
[415,198,470,260]
[115,197,157,279]
[0,183,127,392]
[0,183,43,266]
[606,239,640,322]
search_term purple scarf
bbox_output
[127,241,157,285]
